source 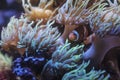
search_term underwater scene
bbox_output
[1,0,120,80]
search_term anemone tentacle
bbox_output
[0,16,30,54]
[18,20,60,53]
[55,0,107,44]
[41,40,84,80]
[22,0,58,21]
[62,61,110,80]
[89,4,120,37]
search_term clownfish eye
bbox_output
[68,30,79,41]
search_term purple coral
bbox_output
[12,51,47,80]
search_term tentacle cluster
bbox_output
[89,0,120,37]
[62,61,110,80]
[56,0,107,25]
[55,0,107,44]
[0,16,30,54]
[17,20,43,48]
[18,20,60,53]
[41,40,84,80]
[22,0,58,21]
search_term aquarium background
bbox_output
[0,0,120,80]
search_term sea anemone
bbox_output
[13,20,60,80]
[55,0,107,45]
[82,1,120,79]
[18,20,60,56]
[41,40,84,80]
[12,52,47,80]
[22,0,58,22]
[89,0,120,37]
[0,16,31,55]
[62,61,110,80]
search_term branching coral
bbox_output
[41,40,84,80]
[89,0,120,37]
[62,61,110,80]
[55,0,107,44]
[18,20,60,54]
[22,0,58,22]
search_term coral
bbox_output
[62,61,110,80]
[41,40,84,80]
[12,53,47,80]
[12,57,37,80]
[22,0,58,22]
